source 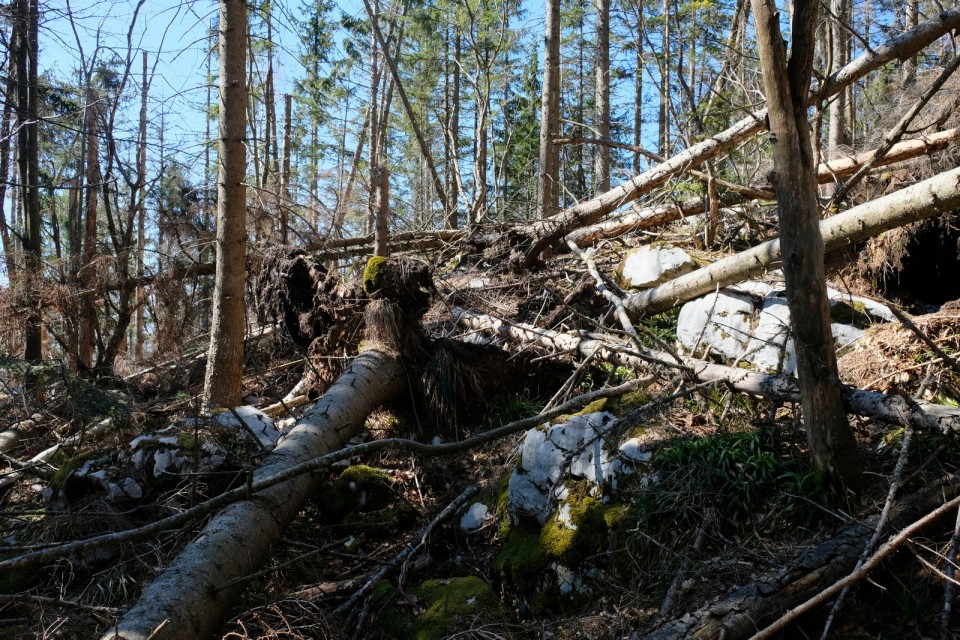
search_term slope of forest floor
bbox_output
[4,212,960,640]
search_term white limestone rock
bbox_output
[743,295,796,373]
[215,405,280,449]
[460,502,490,532]
[677,282,892,375]
[508,412,649,524]
[677,290,755,360]
[620,245,697,289]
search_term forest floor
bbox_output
[3,211,960,640]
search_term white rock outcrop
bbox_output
[620,245,697,289]
[508,412,651,525]
[676,282,893,374]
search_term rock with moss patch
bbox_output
[323,464,394,522]
[508,412,649,525]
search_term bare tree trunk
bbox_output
[752,0,863,487]
[203,0,248,410]
[374,166,390,257]
[905,0,919,83]
[361,0,447,214]
[101,349,405,640]
[0,24,18,278]
[658,0,671,156]
[366,0,380,235]
[281,93,291,244]
[16,0,40,363]
[450,32,462,228]
[824,0,850,197]
[594,0,611,194]
[135,51,148,361]
[538,0,561,219]
[79,86,100,370]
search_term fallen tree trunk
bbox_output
[624,166,960,318]
[102,348,405,640]
[642,477,960,640]
[566,128,960,248]
[565,198,740,247]
[815,126,959,184]
[453,309,960,434]
[520,8,960,266]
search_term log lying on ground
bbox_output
[102,349,405,640]
[642,477,960,640]
[815,126,959,184]
[566,128,960,248]
[623,166,960,318]
[453,309,960,434]
[520,9,960,266]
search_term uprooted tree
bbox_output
[8,2,960,639]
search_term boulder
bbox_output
[677,281,893,374]
[507,411,649,525]
[619,244,697,288]
[676,290,756,361]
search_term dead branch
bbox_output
[749,488,960,640]
[453,309,960,434]
[334,484,480,617]
[641,478,960,640]
[0,375,651,576]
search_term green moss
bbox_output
[373,577,501,640]
[493,532,547,593]
[363,256,389,294]
[176,433,203,456]
[607,390,651,414]
[830,300,872,328]
[538,496,615,564]
[323,465,393,521]
[50,451,96,491]
[495,473,512,538]
[550,398,609,425]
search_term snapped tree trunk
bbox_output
[101,349,405,640]
[751,0,862,486]
[623,166,960,318]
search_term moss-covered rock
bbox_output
[373,576,502,640]
[323,465,393,522]
[363,256,389,295]
[493,531,547,594]
[538,494,620,564]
